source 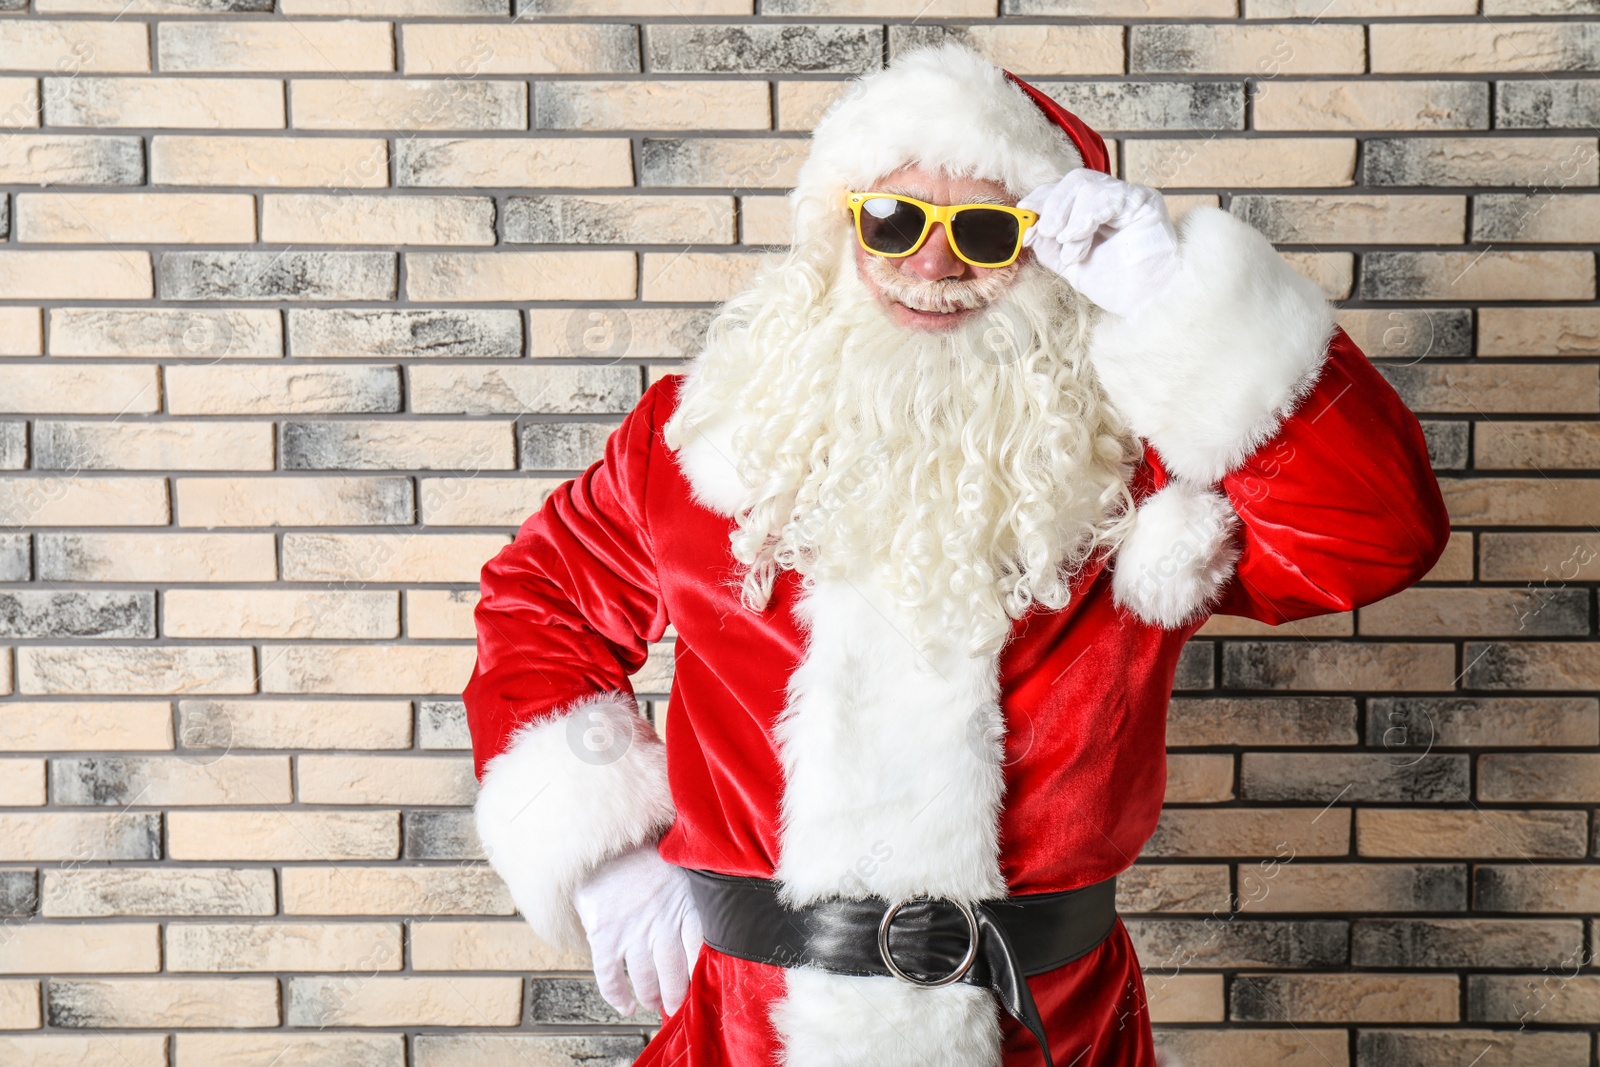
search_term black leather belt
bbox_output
[683,868,1120,1067]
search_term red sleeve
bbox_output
[1210,326,1452,623]
[463,375,672,781]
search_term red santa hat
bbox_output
[789,43,1109,246]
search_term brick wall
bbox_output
[0,1,1597,1065]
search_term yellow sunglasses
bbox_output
[846,191,1040,269]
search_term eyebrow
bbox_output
[880,186,1010,206]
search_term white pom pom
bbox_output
[1111,481,1242,629]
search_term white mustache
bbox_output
[862,252,1023,314]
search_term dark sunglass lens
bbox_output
[951,209,1020,264]
[859,197,927,255]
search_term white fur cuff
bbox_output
[1112,481,1242,629]
[1087,205,1336,485]
[474,692,675,951]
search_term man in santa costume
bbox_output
[464,43,1450,1067]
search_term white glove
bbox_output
[572,839,704,1018]
[1018,169,1181,320]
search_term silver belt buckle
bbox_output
[877,895,980,988]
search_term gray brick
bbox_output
[0,422,23,470]
[278,421,512,471]
[1241,753,1470,804]
[1497,78,1600,129]
[1472,191,1599,242]
[1358,255,1440,301]
[1357,1029,1591,1067]
[289,309,522,360]
[159,252,398,302]
[1127,919,1347,970]
[413,1035,645,1064]
[529,978,658,1025]
[417,700,469,750]
[43,868,274,916]
[1174,640,1213,690]
[1041,80,1243,132]
[408,364,642,415]
[0,194,7,241]
[1340,308,1473,362]
[1353,918,1584,969]
[0,869,36,918]
[1419,421,1469,470]
[1169,697,1356,747]
[1466,974,1598,1024]
[1463,642,1600,689]
[0,591,152,639]
[1364,137,1598,187]
[1368,697,1599,749]
[403,812,483,861]
[0,136,145,185]
[519,421,619,471]
[0,533,28,581]
[504,195,734,245]
[646,24,881,75]
[640,137,809,189]
[0,813,161,862]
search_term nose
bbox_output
[901,222,969,282]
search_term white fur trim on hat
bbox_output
[1112,481,1242,629]
[790,42,1085,247]
[474,692,675,951]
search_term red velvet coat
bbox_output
[465,206,1451,1067]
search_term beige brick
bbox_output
[0,701,171,751]
[406,251,635,301]
[17,646,254,696]
[1420,531,1473,582]
[166,365,400,415]
[263,194,494,246]
[46,77,285,129]
[1230,973,1457,1023]
[0,250,152,299]
[0,307,43,356]
[1281,251,1352,300]
[0,812,158,862]
[409,921,589,972]
[49,308,282,359]
[1371,22,1600,73]
[0,365,158,415]
[519,0,749,9]
[176,477,412,527]
[396,136,632,188]
[1232,194,1464,244]
[0,924,158,974]
[46,977,280,1027]
[0,78,41,129]
[1114,864,1230,914]
[1197,613,1352,638]
[1250,0,1473,11]
[179,698,412,751]
[526,307,708,359]
[1125,138,1356,189]
[640,136,808,188]
[1223,641,1456,691]
[260,644,476,695]
[1480,754,1600,803]
[741,194,791,245]
[1465,641,1600,691]
[0,981,40,1029]
[34,422,273,472]
[412,361,641,413]
[642,250,773,301]
[43,869,276,917]
[164,590,399,640]
[1152,1030,1349,1067]
[1386,364,1598,414]
[535,79,768,131]
[15,192,255,243]
[776,79,847,131]
[509,193,734,246]
[1469,974,1600,1026]
[1476,420,1600,469]
[1143,973,1224,1024]
[159,21,394,73]
[1358,809,1587,858]
[38,533,277,582]
[409,589,478,639]
[282,866,513,916]
[1143,808,1351,858]
[168,810,400,861]
[1480,307,1600,358]
[418,477,563,526]
[0,1035,167,1067]
[297,755,475,805]
[52,755,291,806]
[173,1033,404,1067]
[1254,80,1485,132]
[0,760,45,805]
[945,25,1123,75]
[290,79,526,131]
[152,135,390,188]
[288,975,520,1028]
[282,532,509,583]
[0,22,150,73]
[168,923,401,973]
[1242,863,1466,913]
[1442,477,1600,526]
[0,134,144,186]
[1365,251,1594,302]
[404,23,634,76]
[0,477,168,528]
[1479,533,1600,583]
[1164,753,1235,803]
[1473,192,1600,244]
[1360,588,1588,637]
[1131,24,1364,75]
